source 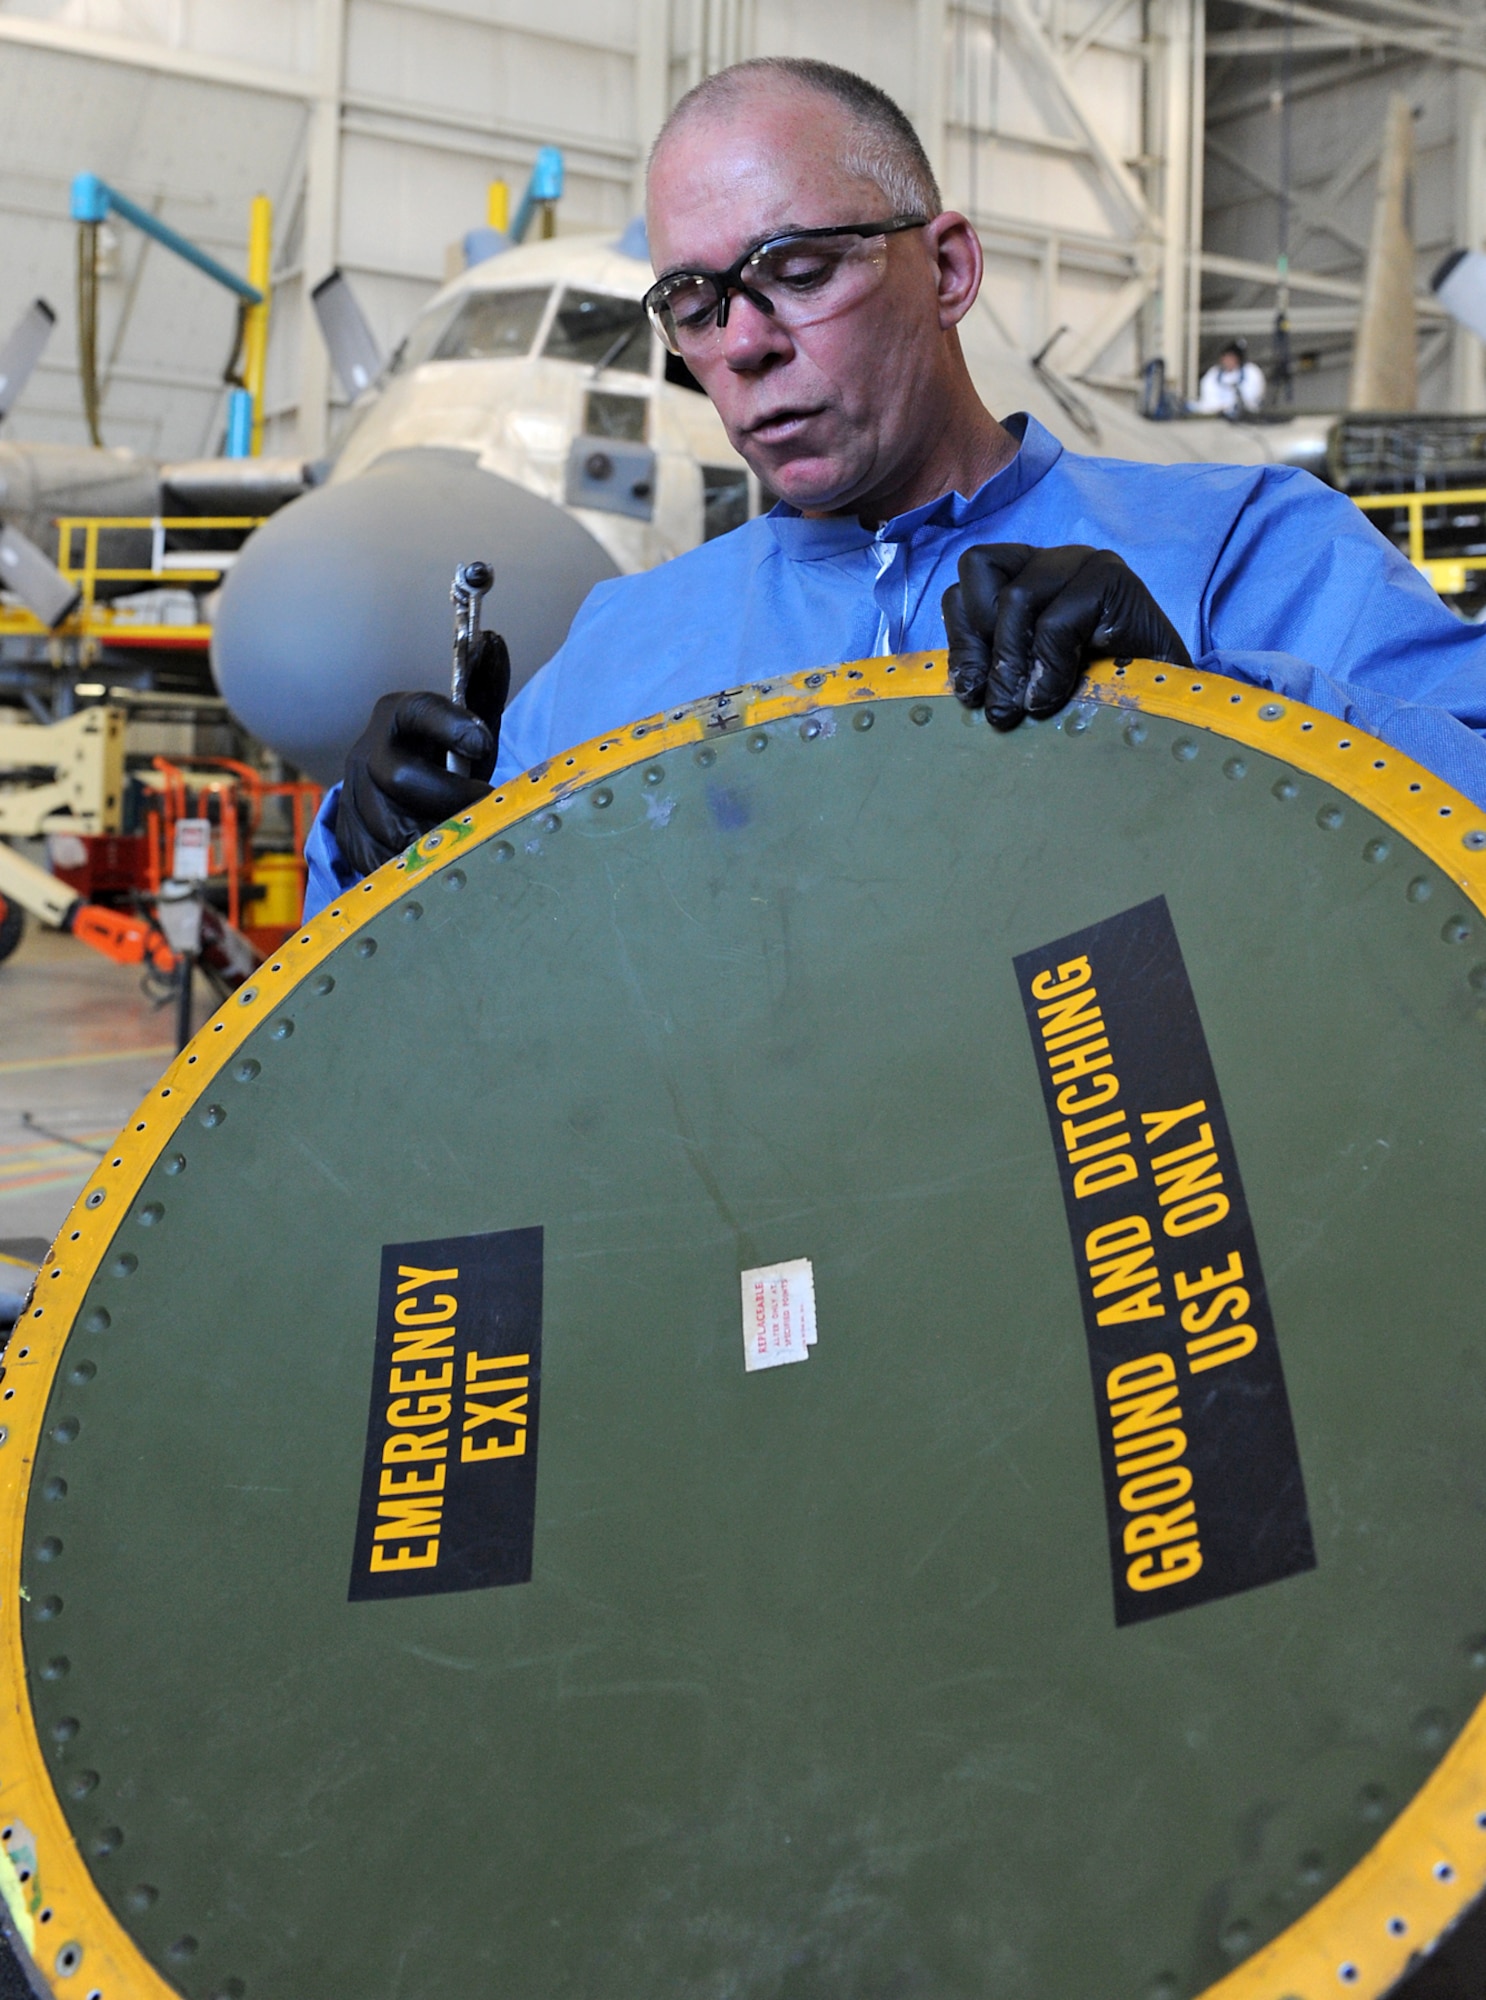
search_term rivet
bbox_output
[1388,1918,1407,1937]
[1435,1860,1456,1882]
[55,1943,82,1977]
[166,1938,198,1962]
[492,843,513,863]
[126,1886,157,1912]
[444,869,466,891]
[91,1829,121,1859]
[35,1538,61,1561]
[1358,1782,1388,1822]
[138,1202,164,1227]
[592,789,613,809]
[40,1656,68,1680]
[1298,1851,1325,1886]
[199,1104,226,1129]
[109,1254,136,1278]
[852,711,875,731]
[1407,877,1433,904]
[1123,721,1147,747]
[312,974,334,996]
[1466,831,1486,851]
[1223,757,1246,780]
[1317,804,1345,831]
[51,1419,79,1445]
[1065,712,1087,735]
[34,1596,62,1620]
[1273,778,1298,802]
[910,705,932,725]
[269,1016,295,1043]
[355,937,377,958]
[1172,738,1197,762]
[800,719,821,740]
[539,813,562,834]
[1364,839,1390,863]
[1219,1918,1254,1958]
[1339,1963,1359,1984]
[423,832,443,850]
[43,1478,66,1501]
[1414,1708,1451,1751]
[643,765,665,786]
[82,1309,109,1337]
[1443,917,1472,945]
[237,987,257,1006]
[1144,1976,1178,2000]
[694,748,716,767]
[68,1362,94,1386]
[64,1770,94,1797]
[401,903,422,923]
[1259,702,1285,721]
[747,733,768,752]
[804,672,825,688]
[50,1717,78,1743]
[84,1191,105,1210]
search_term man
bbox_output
[1194,339,1267,418]
[310,59,1486,907]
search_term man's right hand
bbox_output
[334,629,510,878]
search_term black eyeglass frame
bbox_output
[643,216,930,347]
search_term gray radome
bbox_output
[211,447,619,784]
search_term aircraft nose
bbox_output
[211,447,619,785]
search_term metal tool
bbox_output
[447,559,494,775]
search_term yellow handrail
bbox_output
[53,515,265,616]
[1352,486,1486,594]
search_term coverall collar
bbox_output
[764,413,1064,562]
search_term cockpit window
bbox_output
[391,288,551,373]
[543,290,650,373]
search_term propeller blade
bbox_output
[0,523,80,628]
[0,299,55,424]
[310,269,385,400]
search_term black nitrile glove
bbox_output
[335,628,510,877]
[942,543,1190,731]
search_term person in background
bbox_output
[1194,338,1267,417]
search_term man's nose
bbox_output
[719,291,792,369]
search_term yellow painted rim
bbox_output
[4,653,1486,2000]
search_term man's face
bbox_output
[647,90,968,515]
[1221,348,1243,371]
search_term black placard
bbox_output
[349,1226,542,1602]
[1014,897,1314,1626]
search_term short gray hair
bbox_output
[651,58,941,220]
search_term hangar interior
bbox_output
[3,4,1486,1998]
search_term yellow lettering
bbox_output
[397,1266,458,1294]
[388,1362,454,1393]
[1030,956,1091,1000]
[1047,1039,1112,1082]
[1140,1102,1207,1146]
[1039,989,1102,1039]
[1163,1193,1231,1237]
[379,1462,447,1495]
[1119,1463,1193,1512]
[1067,1128,1132,1166]
[1110,1384,1183,1437]
[1044,1008,1106,1052]
[1096,1283,1166,1326]
[466,1352,531,1383]
[1179,1286,1249,1335]
[1187,1325,1259,1373]
[1127,1543,1203,1591]
[464,1394,527,1432]
[1085,1215,1151,1261]
[394,1295,457,1326]
[1173,1251,1245,1300]
[383,1429,448,1462]
[1106,1352,1174,1399]
[1056,1072,1120,1116]
[1149,1126,1215,1170]
[390,1327,455,1363]
[1122,1501,1197,1553]
[1062,1107,1124,1149]
[1154,1154,1224,1207]
[1089,1246,1160,1299]
[387,1395,452,1427]
[1113,1426,1187,1474]
[1073,1153,1137,1198]
[369,1538,440,1571]
[374,1495,443,1538]
[462,1430,526,1462]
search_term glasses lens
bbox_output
[745,232,890,330]
[649,273,723,352]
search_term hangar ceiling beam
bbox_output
[1066,0,1135,71]
[0,13,321,102]
[1228,0,1486,73]
[1204,135,1369,259]
[916,0,948,193]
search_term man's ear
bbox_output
[927,212,984,331]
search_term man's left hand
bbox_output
[942,544,1191,731]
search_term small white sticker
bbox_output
[741,1258,817,1371]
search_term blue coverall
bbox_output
[306,413,1486,914]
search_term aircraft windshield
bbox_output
[392,288,552,372]
[544,290,650,373]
